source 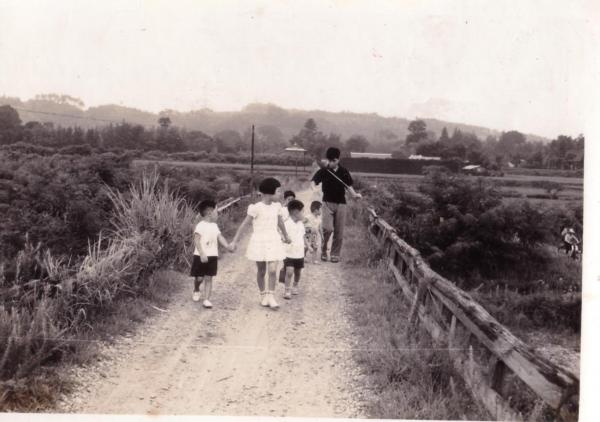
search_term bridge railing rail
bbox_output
[366,207,579,421]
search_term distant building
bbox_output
[349,152,392,159]
[408,154,441,161]
[462,164,489,176]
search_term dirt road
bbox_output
[55,191,370,417]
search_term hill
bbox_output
[0,96,549,150]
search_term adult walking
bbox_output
[311,147,362,263]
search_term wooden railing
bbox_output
[216,195,251,213]
[366,207,579,421]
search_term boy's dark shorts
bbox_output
[190,256,218,277]
[283,257,304,269]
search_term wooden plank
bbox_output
[388,263,522,420]
[428,279,578,408]
[390,264,445,342]
[379,224,579,407]
[456,346,523,421]
[448,315,457,349]
[217,194,250,212]
[427,290,449,330]
[490,357,507,395]
[371,217,579,411]
[408,278,428,326]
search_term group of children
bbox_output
[190,177,323,309]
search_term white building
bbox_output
[350,152,392,159]
[408,154,441,161]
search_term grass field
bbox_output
[134,159,583,204]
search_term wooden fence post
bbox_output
[406,277,430,337]
[448,315,457,352]
[489,357,507,396]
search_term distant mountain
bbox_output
[1,96,550,150]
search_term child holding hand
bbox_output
[282,199,311,299]
[191,200,235,308]
[304,201,323,264]
[231,177,291,309]
[278,190,296,283]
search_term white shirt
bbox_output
[304,213,322,234]
[193,221,221,256]
[280,206,290,222]
[284,219,306,259]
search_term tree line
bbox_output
[0,105,368,158]
[404,118,584,170]
[0,104,584,170]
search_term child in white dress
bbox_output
[231,177,291,308]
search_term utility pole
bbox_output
[303,150,306,174]
[251,124,255,176]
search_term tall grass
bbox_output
[341,209,486,420]
[0,171,196,410]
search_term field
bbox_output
[134,158,584,205]
[133,159,583,339]
[356,168,582,371]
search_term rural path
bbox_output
[55,190,370,417]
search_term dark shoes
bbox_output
[321,253,340,263]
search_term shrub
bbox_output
[368,169,577,289]
[0,150,133,266]
[0,172,195,402]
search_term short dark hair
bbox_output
[284,190,296,200]
[258,177,281,195]
[287,199,304,213]
[199,199,216,216]
[326,147,341,160]
[310,201,322,212]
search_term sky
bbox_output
[0,0,598,138]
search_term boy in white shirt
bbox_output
[191,200,234,308]
[282,200,311,299]
[280,190,296,221]
[278,190,296,283]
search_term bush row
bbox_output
[364,170,583,291]
[0,174,196,385]
[143,150,314,167]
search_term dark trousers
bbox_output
[321,201,346,258]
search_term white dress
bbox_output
[245,202,287,262]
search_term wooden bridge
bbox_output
[366,207,579,421]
